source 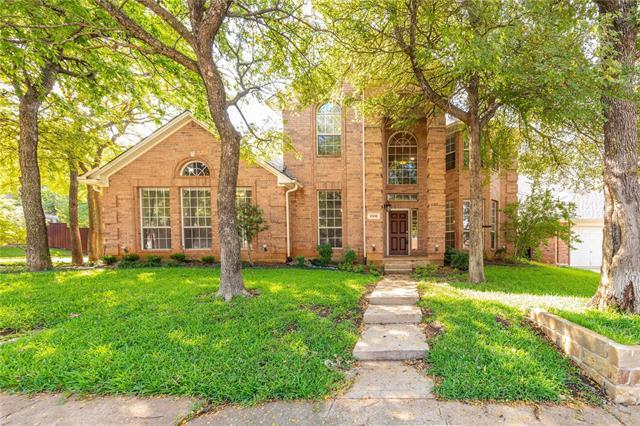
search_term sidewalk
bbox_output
[2,392,639,425]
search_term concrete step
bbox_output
[341,361,434,399]
[368,287,419,305]
[353,324,428,361]
[364,305,422,324]
[384,263,413,273]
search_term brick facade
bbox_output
[84,110,518,266]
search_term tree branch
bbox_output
[94,0,198,73]
[133,0,195,45]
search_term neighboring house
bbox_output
[79,107,517,267]
[519,178,604,269]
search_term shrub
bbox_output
[145,255,162,266]
[352,264,365,273]
[166,260,184,267]
[343,249,357,267]
[413,263,438,280]
[316,243,333,266]
[444,247,456,266]
[170,253,187,263]
[295,255,306,267]
[117,260,142,269]
[122,253,140,262]
[201,255,216,264]
[494,247,507,260]
[450,250,469,271]
[367,263,380,277]
[101,255,117,266]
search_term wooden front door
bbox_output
[389,211,409,255]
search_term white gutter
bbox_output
[285,183,300,259]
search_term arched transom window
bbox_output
[316,103,342,156]
[387,131,417,185]
[181,161,210,177]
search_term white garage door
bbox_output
[571,226,603,269]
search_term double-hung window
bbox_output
[491,200,499,250]
[316,103,342,156]
[181,188,212,250]
[445,135,456,171]
[236,188,253,248]
[140,188,171,250]
[445,200,455,248]
[318,191,342,248]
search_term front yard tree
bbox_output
[317,0,593,283]
[95,0,312,300]
[590,0,640,313]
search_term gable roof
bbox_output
[78,111,298,187]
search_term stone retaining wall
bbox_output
[530,309,640,404]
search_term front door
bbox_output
[389,211,409,255]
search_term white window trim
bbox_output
[180,187,212,251]
[181,161,210,177]
[139,187,171,251]
[317,190,343,249]
[445,200,455,248]
[316,103,342,157]
[387,130,418,185]
[236,187,253,250]
[491,200,499,250]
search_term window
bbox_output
[387,193,418,201]
[463,137,469,168]
[491,200,499,250]
[445,200,455,249]
[445,135,456,171]
[318,191,342,248]
[316,103,341,156]
[181,188,212,250]
[236,188,253,248]
[462,199,485,248]
[462,200,471,248]
[387,131,418,185]
[411,209,418,250]
[181,161,210,176]
[140,188,171,250]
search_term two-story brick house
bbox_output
[79,104,517,268]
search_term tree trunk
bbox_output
[467,79,485,283]
[197,54,248,300]
[68,163,84,265]
[590,0,640,313]
[87,185,103,261]
[18,94,52,271]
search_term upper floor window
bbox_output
[445,135,456,171]
[316,103,342,156]
[463,137,469,168]
[181,161,210,177]
[388,131,417,185]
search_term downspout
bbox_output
[361,93,367,263]
[285,182,300,260]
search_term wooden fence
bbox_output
[47,222,89,254]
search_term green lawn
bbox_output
[446,263,640,345]
[419,283,593,402]
[0,246,71,258]
[0,267,375,403]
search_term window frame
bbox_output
[180,187,212,251]
[387,131,418,185]
[317,190,343,249]
[462,199,485,249]
[181,161,210,177]
[139,187,172,251]
[491,200,499,250]
[445,200,455,249]
[316,103,342,157]
[411,208,418,251]
[445,135,456,171]
[236,187,253,249]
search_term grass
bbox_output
[419,282,594,402]
[0,246,71,258]
[443,263,640,345]
[0,267,375,403]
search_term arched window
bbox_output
[316,103,342,156]
[387,131,417,185]
[181,161,210,177]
